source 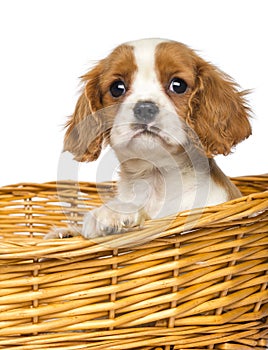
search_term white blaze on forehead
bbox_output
[130,39,165,78]
[127,39,167,100]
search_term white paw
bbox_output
[82,200,149,239]
[44,226,80,239]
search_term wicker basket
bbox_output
[0,175,268,350]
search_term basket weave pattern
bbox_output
[0,175,268,349]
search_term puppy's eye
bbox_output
[110,80,126,98]
[169,78,188,94]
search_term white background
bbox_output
[0,0,267,187]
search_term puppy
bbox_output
[49,38,251,239]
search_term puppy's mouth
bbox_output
[131,124,178,147]
[132,124,162,138]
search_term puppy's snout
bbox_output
[133,101,159,123]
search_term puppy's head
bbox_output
[64,38,251,162]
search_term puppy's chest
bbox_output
[146,170,203,218]
[119,168,208,218]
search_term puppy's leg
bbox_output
[44,200,149,240]
[82,199,149,238]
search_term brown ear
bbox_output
[188,60,252,157]
[64,62,106,162]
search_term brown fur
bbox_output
[189,61,251,157]
[64,62,107,161]
[64,44,137,161]
[156,42,252,158]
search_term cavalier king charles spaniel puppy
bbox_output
[47,38,251,239]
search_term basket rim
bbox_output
[0,174,267,258]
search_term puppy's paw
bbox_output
[82,201,149,239]
[44,226,80,240]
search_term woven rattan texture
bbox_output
[0,175,268,349]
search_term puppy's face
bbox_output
[108,39,195,161]
[64,39,251,163]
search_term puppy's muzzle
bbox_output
[133,101,159,124]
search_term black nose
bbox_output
[133,101,159,123]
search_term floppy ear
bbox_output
[187,60,252,157]
[64,62,107,162]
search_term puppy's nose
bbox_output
[133,101,159,123]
